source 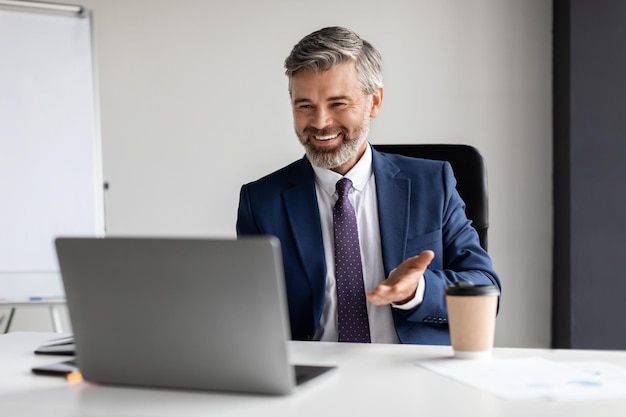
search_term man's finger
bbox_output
[366,290,390,305]
[404,250,435,272]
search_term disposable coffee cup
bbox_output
[445,282,500,359]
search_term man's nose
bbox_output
[310,107,332,129]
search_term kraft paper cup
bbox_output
[445,282,500,359]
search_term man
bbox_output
[236,26,500,344]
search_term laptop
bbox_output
[54,236,334,395]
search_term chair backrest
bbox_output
[372,144,489,251]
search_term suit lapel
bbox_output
[372,148,411,276]
[282,159,326,317]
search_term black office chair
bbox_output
[372,144,489,251]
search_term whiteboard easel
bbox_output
[0,1,104,310]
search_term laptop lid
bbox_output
[55,236,316,395]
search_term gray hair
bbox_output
[284,26,383,95]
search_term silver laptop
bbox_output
[55,236,334,395]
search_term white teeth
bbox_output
[315,133,339,141]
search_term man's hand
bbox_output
[367,250,435,306]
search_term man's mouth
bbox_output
[313,132,341,141]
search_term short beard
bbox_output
[297,115,371,170]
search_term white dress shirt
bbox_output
[311,145,424,343]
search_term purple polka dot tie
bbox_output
[334,178,371,343]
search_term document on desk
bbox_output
[419,357,626,401]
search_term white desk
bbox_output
[2,332,626,417]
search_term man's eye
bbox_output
[297,104,313,110]
[332,102,347,108]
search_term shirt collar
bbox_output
[312,143,373,197]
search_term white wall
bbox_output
[9,0,552,348]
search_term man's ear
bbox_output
[369,87,384,118]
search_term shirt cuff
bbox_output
[391,275,426,310]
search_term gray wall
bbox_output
[6,0,553,348]
[553,0,626,349]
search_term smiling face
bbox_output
[290,62,383,175]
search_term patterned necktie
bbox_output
[333,178,371,343]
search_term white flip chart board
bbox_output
[0,1,104,302]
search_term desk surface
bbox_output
[2,332,626,417]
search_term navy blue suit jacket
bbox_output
[236,145,501,345]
